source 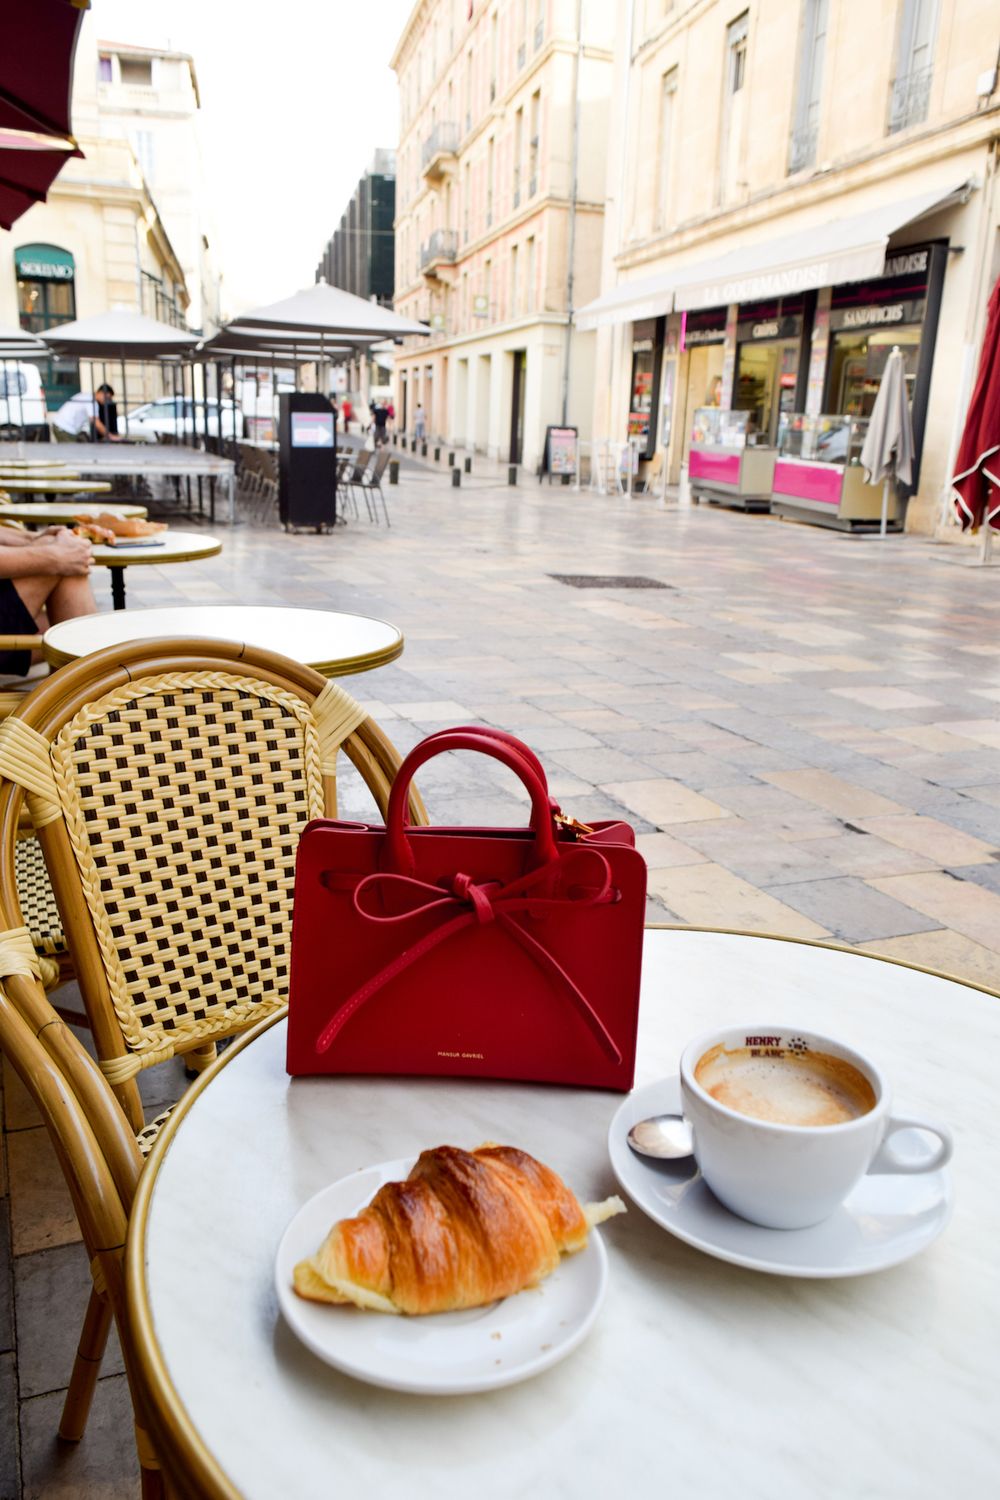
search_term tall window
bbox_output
[510,244,520,319]
[514,107,524,207]
[789,0,827,172]
[528,90,540,195]
[487,136,495,226]
[655,68,678,231]
[484,258,492,320]
[890,0,937,131]
[526,235,536,312]
[465,49,473,133]
[490,11,498,102]
[119,55,152,87]
[718,13,749,203]
[464,160,472,243]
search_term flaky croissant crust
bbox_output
[293,1143,624,1315]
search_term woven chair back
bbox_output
[0,637,421,1117]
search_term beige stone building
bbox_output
[391,0,613,472]
[0,21,210,411]
[578,0,1000,533]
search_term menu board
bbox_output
[541,426,578,481]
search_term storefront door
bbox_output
[733,339,800,444]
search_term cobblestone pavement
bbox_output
[2,452,999,1494]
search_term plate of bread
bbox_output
[275,1143,624,1394]
[73,513,168,547]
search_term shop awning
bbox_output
[575,181,973,329]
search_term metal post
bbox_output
[880,477,889,538]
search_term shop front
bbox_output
[770,243,946,529]
[687,304,779,509]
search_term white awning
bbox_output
[575,181,973,329]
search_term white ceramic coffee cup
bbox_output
[679,1025,953,1230]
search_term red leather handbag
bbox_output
[286,726,646,1090]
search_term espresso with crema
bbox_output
[695,1043,876,1127]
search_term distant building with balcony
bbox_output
[315,150,397,307]
[390,0,613,470]
[578,0,1000,537]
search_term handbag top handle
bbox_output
[385,728,560,876]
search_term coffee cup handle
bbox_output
[868,1115,953,1175]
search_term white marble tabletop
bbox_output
[129,930,999,1498]
[43,603,403,676]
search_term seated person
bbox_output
[0,524,97,676]
[52,384,122,442]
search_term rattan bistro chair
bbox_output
[0,972,162,1494]
[0,636,424,1457]
[0,635,425,1134]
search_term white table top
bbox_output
[0,500,147,523]
[43,604,403,676]
[0,441,234,478]
[129,930,999,1499]
[87,530,222,568]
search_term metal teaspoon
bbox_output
[627,1113,694,1160]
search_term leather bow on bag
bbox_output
[286,727,647,1090]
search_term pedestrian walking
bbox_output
[328,392,339,432]
[371,401,389,446]
[414,403,427,442]
[341,397,354,434]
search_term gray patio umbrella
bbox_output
[860,345,914,537]
[233,282,430,340]
[41,309,198,437]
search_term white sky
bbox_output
[92,0,414,315]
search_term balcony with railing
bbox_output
[888,66,933,133]
[421,122,460,180]
[420,229,459,280]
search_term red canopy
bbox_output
[0,0,87,231]
[953,274,1000,532]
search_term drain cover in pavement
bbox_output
[548,574,672,589]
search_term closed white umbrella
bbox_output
[860,345,914,537]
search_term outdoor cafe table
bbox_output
[127,928,997,1500]
[88,530,222,610]
[0,443,237,523]
[0,500,147,524]
[43,604,403,675]
[0,477,113,495]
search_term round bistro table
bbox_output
[0,500,147,523]
[43,604,403,676]
[127,928,998,1500]
[0,477,113,495]
[87,530,222,610]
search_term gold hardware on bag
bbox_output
[554,811,594,838]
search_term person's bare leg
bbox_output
[43,575,98,626]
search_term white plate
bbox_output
[275,1157,608,1394]
[608,1078,953,1278]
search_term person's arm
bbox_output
[0,529,92,578]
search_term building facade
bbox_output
[316,150,397,306]
[580,0,1000,534]
[0,20,200,410]
[391,0,613,470]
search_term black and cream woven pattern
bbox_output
[14,832,66,958]
[49,673,326,1060]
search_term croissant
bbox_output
[293,1144,625,1315]
[91,512,167,538]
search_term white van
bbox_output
[0,362,50,439]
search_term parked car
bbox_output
[0,362,49,439]
[122,397,241,442]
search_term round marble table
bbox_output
[0,500,147,524]
[127,929,998,1500]
[43,603,403,676]
[0,477,113,494]
[86,530,222,609]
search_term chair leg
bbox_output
[184,1041,218,1075]
[377,481,390,527]
[59,1286,113,1440]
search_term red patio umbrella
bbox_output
[952,274,1000,533]
[0,0,88,231]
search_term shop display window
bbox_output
[778,412,870,465]
[825,326,920,418]
[691,407,754,448]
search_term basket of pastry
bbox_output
[277,1142,625,1392]
[72,512,168,545]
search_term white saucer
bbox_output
[608,1078,953,1278]
[275,1157,608,1394]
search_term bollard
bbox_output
[452,467,461,487]
[400,436,407,450]
[389,458,400,485]
[392,433,398,446]
[433,445,441,462]
[421,441,428,457]
[464,456,472,473]
[447,451,455,467]
[508,465,518,485]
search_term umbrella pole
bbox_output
[880,478,889,538]
[983,522,993,567]
[120,353,127,439]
